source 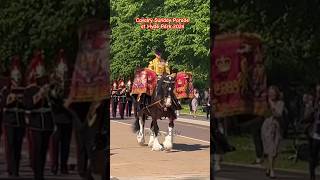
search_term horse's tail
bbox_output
[132,95,140,133]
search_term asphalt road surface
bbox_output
[110,115,210,180]
[0,131,86,180]
[111,116,210,143]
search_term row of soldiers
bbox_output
[111,79,133,119]
[0,49,98,180]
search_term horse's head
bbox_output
[156,74,175,108]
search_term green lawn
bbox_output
[223,135,308,171]
[179,103,207,116]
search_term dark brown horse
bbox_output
[132,74,181,151]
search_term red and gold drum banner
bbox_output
[131,68,157,96]
[145,68,157,96]
[174,72,194,99]
[69,19,110,102]
[212,33,267,118]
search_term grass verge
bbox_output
[223,135,308,171]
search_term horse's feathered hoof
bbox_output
[148,135,155,147]
[138,141,145,146]
[163,135,173,151]
[136,132,145,145]
[137,138,145,145]
[151,137,163,151]
[152,145,163,151]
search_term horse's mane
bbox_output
[152,75,180,109]
[153,76,165,101]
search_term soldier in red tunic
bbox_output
[25,50,47,170]
[24,49,54,180]
[118,79,126,119]
[0,70,10,156]
[49,49,73,175]
[111,80,119,118]
[3,55,25,177]
[126,79,133,117]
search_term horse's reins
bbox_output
[139,98,166,115]
[139,77,175,116]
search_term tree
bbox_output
[0,0,109,73]
[111,0,210,88]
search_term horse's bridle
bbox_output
[138,75,175,117]
[141,98,166,115]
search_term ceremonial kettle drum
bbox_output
[174,72,194,100]
[212,33,267,118]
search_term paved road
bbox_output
[0,131,94,180]
[110,116,210,179]
[112,116,210,143]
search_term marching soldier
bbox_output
[25,50,46,169]
[49,48,73,175]
[3,55,25,177]
[118,79,126,119]
[111,80,119,118]
[0,72,10,147]
[0,72,9,176]
[148,49,170,76]
[24,49,55,180]
[126,79,133,117]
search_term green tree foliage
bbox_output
[214,0,320,90]
[111,0,210,88]
[0,0,109,73]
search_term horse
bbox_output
[132,74,182,151]
[49,79,105,176]
[62,86,107,179]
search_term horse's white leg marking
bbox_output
[152,135,163,151]
[136,118,145,145]
[163,126,173,151]
[148,131,155,147]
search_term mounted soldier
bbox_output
[134,49,171,110]
[131,49,185,151]
[49,48,73,175]
[24,49,55,180]
[147,49,170,77]
[118,79,126,119]
[111,80,119,118]
[3,55,25,177]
